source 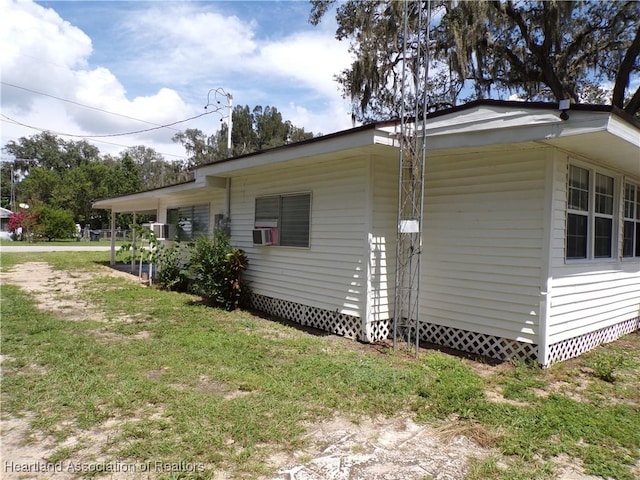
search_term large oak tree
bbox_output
[310,0,640,122]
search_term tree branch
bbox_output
[612,24,640,109]
[500,1,571,101]
[623,84,640,116]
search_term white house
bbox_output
[94,101,640,366]
[1,206,13,238]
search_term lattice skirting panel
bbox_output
[416,322,538,362]
[545,317,640,366]
[251,294,362,339]
[250,295,638,365]
[369,320,391,342]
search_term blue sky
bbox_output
[1,0,353,160]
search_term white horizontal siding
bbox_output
[549,155,568,267]
[421,148,547,344]
[549,266,640,341]
[230,158,368,317]
[547,154,640,344]
[368,155,399,326]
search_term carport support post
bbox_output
[110,210,116,266]
[130,211,137,274]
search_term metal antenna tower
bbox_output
[393,0,431,355]
[205,88,233,158]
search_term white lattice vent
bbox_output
[416,322,538,362]
[252,296,638,365]
[251,294,361,339]
[369,320,391,342]
[546,317,639,366]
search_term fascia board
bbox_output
[607,115,640,148]
[423,110,613,151]
[93,180,197,210]
[195,128,384,177]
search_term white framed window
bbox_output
[167,204,210,241]
[566,164,616,260]
[255,193,311,247]
[623,182,640,258]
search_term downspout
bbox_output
[538,150,557,367]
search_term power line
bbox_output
[0,117,188,159]
[1,81,182,132]
[0,109,215,138]
[1,81,229,157]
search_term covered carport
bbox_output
[93,177,229,266]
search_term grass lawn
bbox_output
[1,251,639,479]
[0,239,128,247]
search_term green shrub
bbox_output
[185,231,250,310]
[33,206,76,241]
[155,242,189,292]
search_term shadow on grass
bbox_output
[94,259,510,365]
[94,259,509,364]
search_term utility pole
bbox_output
[10,163,16,211]
[2,157,33,211]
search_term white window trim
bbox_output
[254,191,312,248]
[565,162,621,263]
[622,180,640,260]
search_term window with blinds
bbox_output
[255,193,311,247]
[166,204,210,241]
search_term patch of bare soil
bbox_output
[0,262,142,322]
[263,415,491,480]
[0,411,177,480]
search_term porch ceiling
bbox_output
[541,130,639,177]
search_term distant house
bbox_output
[94,101,640,366]
[0,207,13,233]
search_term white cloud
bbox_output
[0,0,90,107]
[254,30,352,98]
[1,0,356,161]
[117,2,353,102]
[0,0,201,157]
[283,100,353,136]
[118,3,259,85]
[71,68,194,138]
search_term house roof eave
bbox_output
[93,178,197,212]
[93,100,639,210]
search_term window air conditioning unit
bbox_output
[147,223,168,240]
[252,228,273,245]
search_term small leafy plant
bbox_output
[584,350,625,382]
[118,224,158,265]
[186,231,250,310]
[154,242,189,292]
